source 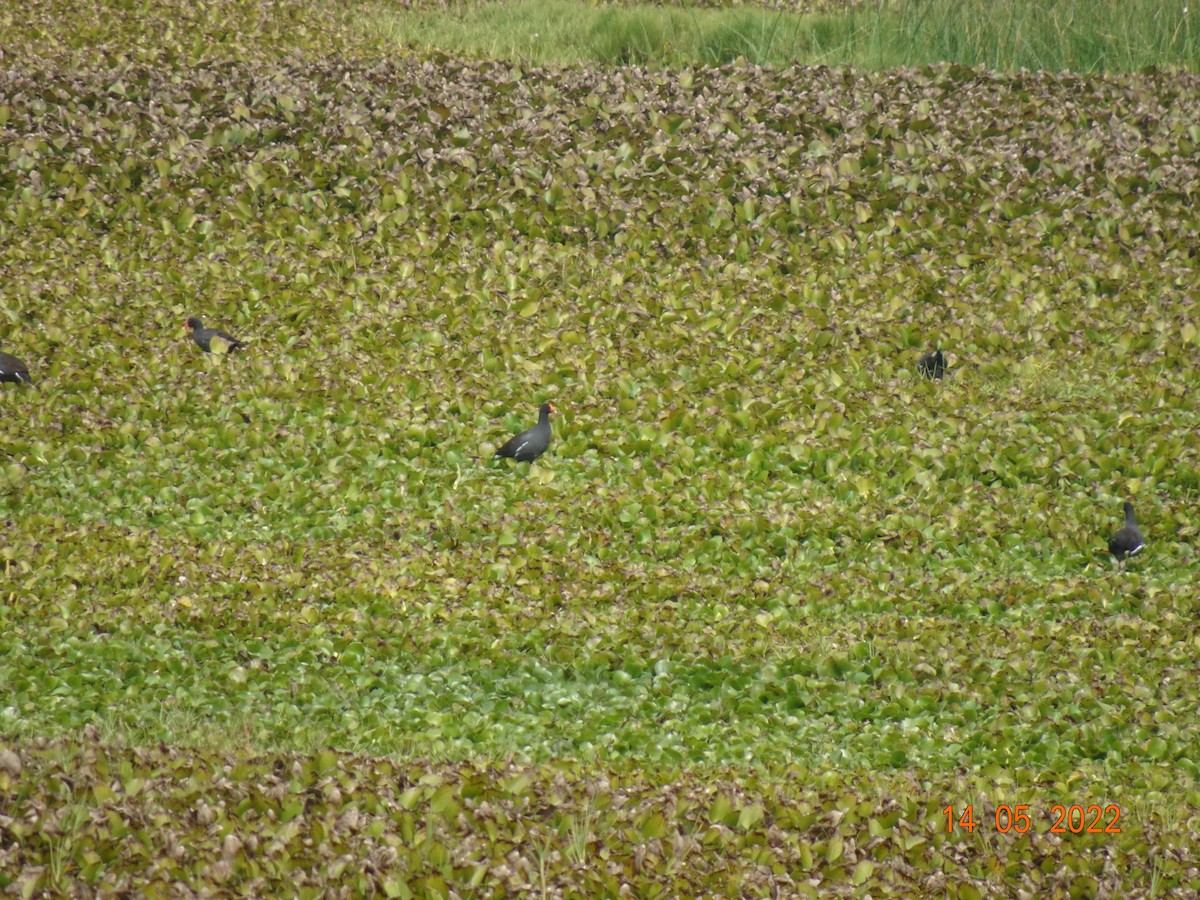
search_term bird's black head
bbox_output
[185,317,203,331]
[541,402,556,416]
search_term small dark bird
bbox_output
[185,317,245,354]
[917,349,947,380]
[495,402,555,463]
[0,343,33,385]
[1108,501,1145,569]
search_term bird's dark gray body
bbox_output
[0,350,32,385]
[186,317,245,353]
[1108,501,1144,568]
[918,349,947,380]
[495,402,555,463]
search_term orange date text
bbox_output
[943,804,1121,834]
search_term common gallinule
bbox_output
[0,342,32,385]
[1108,501,1144,569]
[185,317,245,353]
[917,349,947,380]
[495,402,555,463]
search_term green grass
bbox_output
[371,0,1200,71]
[369,0,846,67]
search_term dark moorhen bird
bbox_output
[185,317,245,354]
[1108,501,1145,569]
[917,349,947,380]
[0,343,33,385]
[495,402,555,463]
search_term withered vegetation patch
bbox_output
[2,736,1196,896]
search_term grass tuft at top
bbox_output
[370,0,1200,72]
